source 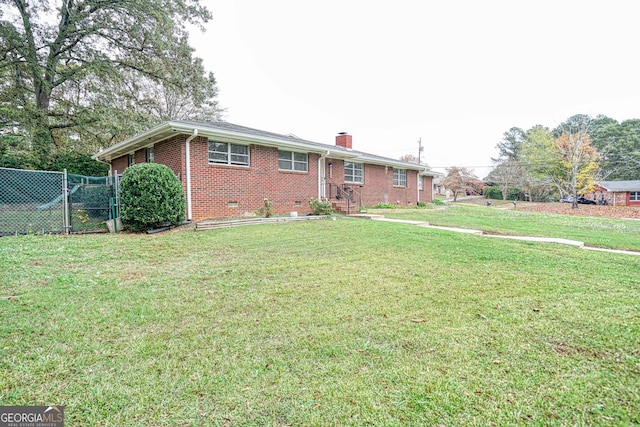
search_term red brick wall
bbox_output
[419,175,434,202]
[110,135,434,220]
[588,190,614,206]
[134,150,145,165]
[612,192,628,206]
[584,190,640,206]
[621,191,640,206]
[155,137,185,176]
[111,156,128,176]
[325,159,423,206]
[187,138,319,219]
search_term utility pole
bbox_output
[417,138,423,165]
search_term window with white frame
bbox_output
[128,154,135,167]
[146,147,154,163]
[393,168,406,186]
[344,162,363,183]
[631,191,640,201]
[208,141,249,166]
[418,176,424,190]
[278,150,308,172]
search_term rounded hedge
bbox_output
[119,163,185,231]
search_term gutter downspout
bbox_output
[318,151,330,200]
[93,154,112,173]
[185,129,198,221]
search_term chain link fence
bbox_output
[68,173,118,233]
[0,167,118,236]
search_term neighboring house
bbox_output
[93,121,437,221]
[592,180,640,207]
[433,175,445,195]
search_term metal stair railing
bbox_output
[327,183,362,215]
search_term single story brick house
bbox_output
[591,180,640,207]
[93,121,438,221]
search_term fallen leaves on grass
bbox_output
[517,203,640,218]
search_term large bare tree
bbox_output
[0,0,221,164]
[487,159,524,200]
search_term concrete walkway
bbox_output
[350,214,640,256]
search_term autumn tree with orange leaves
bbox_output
[441,167,483,202]
[553,132,601,207]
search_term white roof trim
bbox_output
[93,121,437,174]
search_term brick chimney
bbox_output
[336,132,352,149]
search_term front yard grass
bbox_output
[1,218,639,426]
[381,203,640,251]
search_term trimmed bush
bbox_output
[309,198,334,215]
[483,185,524,201]
[119,163,185,231]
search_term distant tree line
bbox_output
[486,114,640,206]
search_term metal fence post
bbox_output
[62,169,70,234]
[114,170,120,220]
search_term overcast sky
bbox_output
[189,0,640,177]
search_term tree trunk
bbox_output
[32,122,53,167]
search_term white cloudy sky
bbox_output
[189,0,640,177]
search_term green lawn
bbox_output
[380,203,640,251]
[1,217,639,426]
[0,206,107,235]
[0,208,65,235]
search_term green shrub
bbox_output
[256,197,274,218]
[483,185,502,200]
[309,198,334,215]
[119,163,185,232]
[46,152,110,176]
[431,198,445,205]
[483,185,524,201]
[370,203,397,209]
[417,201,427,208]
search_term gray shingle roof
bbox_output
[94,120,439,175]
[170,120,437,172]
[599,180,640,192]
[176,120,316,145]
